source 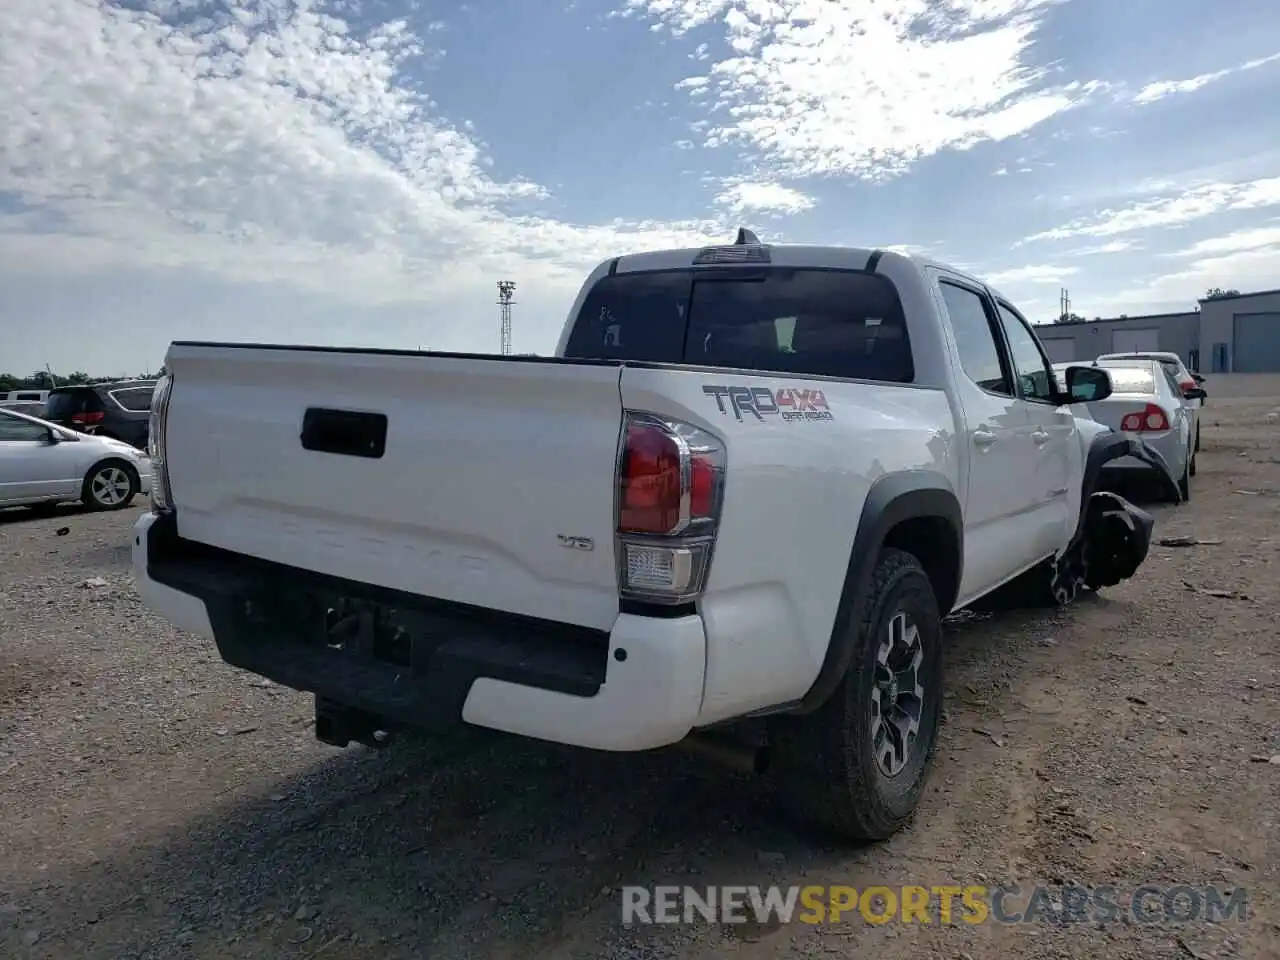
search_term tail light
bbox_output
[71,411,105,425]
[148,374,175,514]
[616,412,725,604]
[1120,403,1170,432]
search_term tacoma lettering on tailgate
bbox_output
[702,385,834,423]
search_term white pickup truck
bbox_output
[133,234,1175,841]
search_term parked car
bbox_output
[1060,359,1196,502]
[1096,352,1206,445]
[133,236,1177,843]
[42,380,158,450]
[0,406,152,512]
[0,390,49,403]
[0,400,46,417]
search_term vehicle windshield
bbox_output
[562,267,914,382]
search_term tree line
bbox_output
[0,369,166,393]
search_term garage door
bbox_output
[1110,328,1160,353]
[1232,313,1280,372]
[1039,338,1076,362]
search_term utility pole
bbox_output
[1058,287,1072,323]
[497,280,516,355]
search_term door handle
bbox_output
[973,427,997,448]
[1031,428,1050,446]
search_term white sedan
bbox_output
[0,406,152,513]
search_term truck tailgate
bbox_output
[162,345,625,631]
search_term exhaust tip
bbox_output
[675,730,770,776]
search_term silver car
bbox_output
[0,406,153,514]
[1055,359,1194,502]
[1095,351,1206,449]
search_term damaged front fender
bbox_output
[1065,428,1172,590]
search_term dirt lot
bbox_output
[2,376,1279,960]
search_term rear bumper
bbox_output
[1102,432,1183,475]
[131,512,706,752]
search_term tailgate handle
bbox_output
[301,408,388,459]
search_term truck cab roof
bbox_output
[605,240,1007,305]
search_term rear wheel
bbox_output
[768,548,943,842]
[82,461,138,511]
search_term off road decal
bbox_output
[702,385,833,422]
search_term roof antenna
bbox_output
[734,227,761,245]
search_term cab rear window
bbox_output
[563,267,913,382]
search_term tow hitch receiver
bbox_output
[314,696,396,749]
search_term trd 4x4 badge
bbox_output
[702,385,833,423]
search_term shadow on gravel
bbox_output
[0,504,93,527]
[3,480,1170,959]
[6,599,1121,960]
[6,726,808,959]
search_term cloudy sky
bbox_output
[2,0,1279,377]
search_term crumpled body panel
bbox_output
[1069,429,1174,590]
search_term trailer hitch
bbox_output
[314,696,396,750]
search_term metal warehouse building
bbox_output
[1033,287,1280,373]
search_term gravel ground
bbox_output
[2,375,1278,960]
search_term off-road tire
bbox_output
[768,548,943,842]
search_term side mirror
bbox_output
[1060,365,1112,404]
[1184,387,1207,401]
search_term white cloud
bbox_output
[1113,245,1280,306]
[620,0,1088,181]
[1132,52,1280,104]
[714,181,815,216]
[986,264,1079,285]
[1023,176,1280,242]
[0,0,723,313]
[1168,225,1280,258]
[1066,240,1134,255]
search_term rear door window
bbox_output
[938,281,1011,395]
[563,268,913,382]
[110,387,156,411]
